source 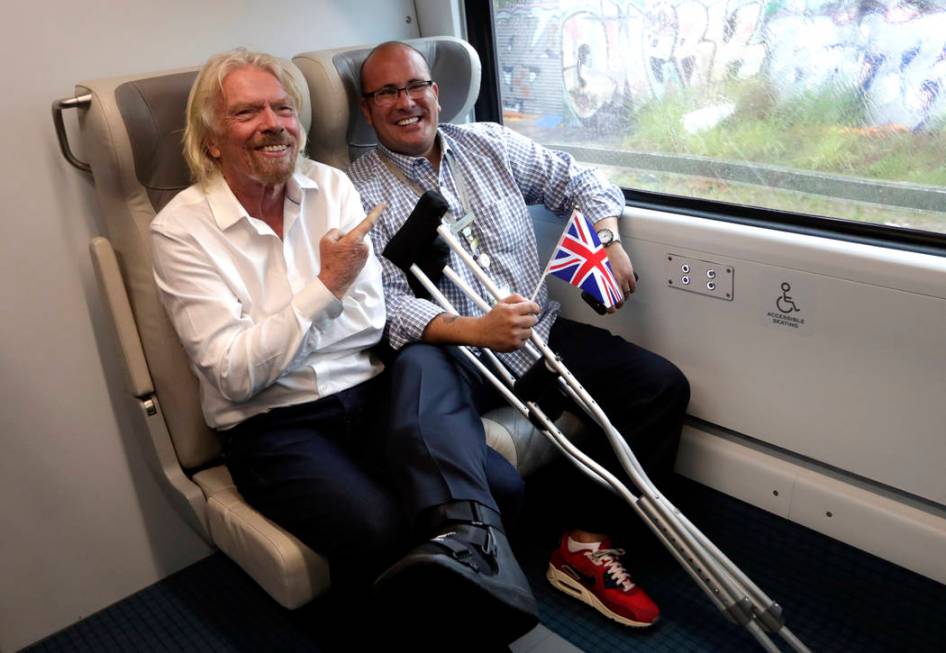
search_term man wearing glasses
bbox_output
[350,41,690,635]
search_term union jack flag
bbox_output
[546,209,622,308]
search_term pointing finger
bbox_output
[345,203,386,241]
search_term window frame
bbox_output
[463,0,946,257]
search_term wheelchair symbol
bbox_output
[776,282,800,314]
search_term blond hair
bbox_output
[183,48,307,186]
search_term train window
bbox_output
[474,1,946,243]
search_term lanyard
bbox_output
[378,148,490,270]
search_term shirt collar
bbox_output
[289,169,319,199]
[376,129,449,177]
[205,169,318,232]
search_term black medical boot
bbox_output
[374,500,538,647]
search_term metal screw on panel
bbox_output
[681,264,690,273]
[707,269,717,279]
[707,281,717,291]
[682,276,690,285]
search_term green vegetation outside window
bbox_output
[494,0,946,235]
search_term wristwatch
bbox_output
[596,227,620,248]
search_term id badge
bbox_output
[450,210,476,235]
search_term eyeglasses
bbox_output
[363,80,434,106]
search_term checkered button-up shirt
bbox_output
[348,122,624,375]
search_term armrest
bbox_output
[90,236,154,398]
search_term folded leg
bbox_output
[224,381,409,589]
[386,343,524,524]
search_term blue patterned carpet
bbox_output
[24,478,946,652]
[518,475,946,653]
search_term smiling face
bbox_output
[360,43,441,163]
[207,65,301,193]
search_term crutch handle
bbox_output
[383,190,451,298]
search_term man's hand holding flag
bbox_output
[532,208,627,314]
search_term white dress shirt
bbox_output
[151,159,385,430]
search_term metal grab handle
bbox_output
[52,94,92,173]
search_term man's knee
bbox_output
[659,359,690,414]
[389,343,451,384]
[387,343,482,441]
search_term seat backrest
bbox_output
[293,36,480,169]
[78,62,312,471]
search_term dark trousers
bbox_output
[389,316,689,537]
[223,358,524,591]
[544,316,690,534]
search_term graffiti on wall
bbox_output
[495,0,946,131]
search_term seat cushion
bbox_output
[192,466,330,609]
[483,407,588,476]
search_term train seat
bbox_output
[80,63,329,609]
[293,36,479,169]
[75,46,581,611]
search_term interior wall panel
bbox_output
[535,209,946,506]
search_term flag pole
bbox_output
[529,267,551,303]
[530,204,580,302]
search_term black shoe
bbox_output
[374,501,538,646]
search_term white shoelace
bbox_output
[587,548,635,591]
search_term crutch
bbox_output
[383,191,811,653]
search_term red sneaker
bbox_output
[546,534,660,627]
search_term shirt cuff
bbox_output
[583,185,625,224]
[292,277,343,326]
[389,299,445,349]
[588,207,623,224]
